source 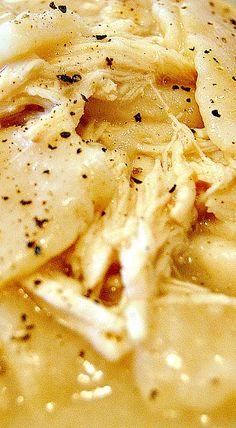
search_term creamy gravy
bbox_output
[0,286,235,428]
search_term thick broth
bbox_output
[0,286,235,428]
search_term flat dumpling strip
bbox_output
[0,9,88,64]
[2,0,106,18]
[0,302,42,407]
[179,0,236,153]
[99,0,155,35]
[21,272,131,361]
[194,46,236,154]
[134,289,236,413]
[0,58,44,104]
[176,230,236,297]
[152,0,184,51]
[0,131,119,285]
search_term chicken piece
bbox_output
[22,272,131,361]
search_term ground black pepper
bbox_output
[212,109,221,117]
[81,94,88,102]
[34,246,41,256]
[34,217,49,228]
[48,144,57,150]
[149,389,159,400]
[58,5,67,13]
[57,74,81,84]
[95,35,107,40]
[106,57,113,67]
[169,184,177,193]
[131,176,143,184]
[134,113,142,122]
[181,86,191,92]
[20,200,32,205]
[49,1,57,9]
[60,131,71,138]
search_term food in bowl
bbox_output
[0,0,235,426]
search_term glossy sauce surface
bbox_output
[0,286,235,428]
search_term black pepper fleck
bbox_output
[106,57,113,67]
[94,35,107,40]
[49,1,57,9]
[211,109,221,118]
[131,176,143,184]
[34,246,41,256]
[26,324,35,330]
[12,333,31,342]
[81,94,88,102]
[58,5,67,13]
[71,74,82,82]
[60,131,71,138]
[21,313,27,322]
[34,217,49,228]
[181,86,191,92]
[134,113,142,122]
[149,389,159,400]
[20,199,32,205]
[57,74,81,84]
[169,184,177,193]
